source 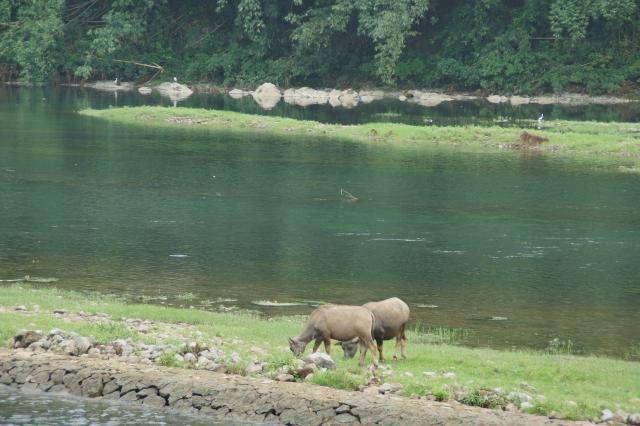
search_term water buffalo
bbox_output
[288,304,379,366]
[339,297,410,362]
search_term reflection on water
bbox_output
[0,385,226,425]
[0,87,639,358]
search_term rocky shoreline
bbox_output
[0,349,592,425]
[18,79,636,109]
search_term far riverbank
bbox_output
[81,106,640,173]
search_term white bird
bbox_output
[173,76,178,83]
[538,113,544,123]
[114,77,118,85]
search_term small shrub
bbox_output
[311,370,367,391]
[226,361,248,376]
[265,353,298,373]
[158,352,182,368]
[459,389,507,409]
[545,338,578,355]
[175,292,196,301]
[433,390,449,401]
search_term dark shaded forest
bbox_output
[1,0,639,95]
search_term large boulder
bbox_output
[283,87,329,107]
[304,352,336,370]
[338,89,359,108]
[229,88,251,99]
[12,330,43,349]
[86,81,134,92]
[253,82,281,98]
[251,83,282,110]
[156,82,194,104]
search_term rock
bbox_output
[487,95,509,104]
[328,89,342,107]
[295,365,315,379]
[14,305,27,311]
[53,309,66,315]
[48,328,63,337]
[520,401,533,410]
[252,83,281,110]
[334,413,358,423]
[359,90,384,103]
[304,352,336,370]
[196,357,217,370]
[566,400,577,407]
[413,92,454,107]
[304,373,314,382]
[378,382,403,394]
[183,353,197,364]
[102,380,120,395]
[362,386,379,396]
[398,95,407,101]
[86,81,134,92]
[508,392,532,404]
[253,82,281,97]
[628,413,640,425]
[228,352,241,364]
[137,87,152,95]
[509,96,530,105]
[142,394,166,407]
[81,376,103,397]
[338,89,359,108]
[112,340,133,357]
[504,403,519,413]
[74,336,92,355]
[335,404,351,414]
[379,383,393,394]
[87,348,101,358]
[442,372,456,379]
[59,340,78,356]
[156,82,193,104]
[174,354,184,363]
[600,409,614,422]
[246,363,264,374]
[13,330,43,348]
[423,371,437,378]
[229,88,251,99]
[275,373,295,382]
[613,410,628,423]
[199,349,221,361]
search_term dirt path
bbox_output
[0,349,589,425]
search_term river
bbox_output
[0,86,639,358]
[0,385,231,425]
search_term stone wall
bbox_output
[0,350,587,425]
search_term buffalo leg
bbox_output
[312,340,322,353]
[323,338,332,356]
[377,339,385,363]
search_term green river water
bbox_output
[1,86,639,357]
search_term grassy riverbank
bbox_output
[1,285,639,421]
[80,106,640,172]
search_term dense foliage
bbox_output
[1,0,639,94]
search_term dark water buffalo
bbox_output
[339,297,410,362]
[288,304,379,366]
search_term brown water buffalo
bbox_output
[339,297,410,362]
[288,304,379,366]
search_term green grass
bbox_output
[79,106,640,172]
[1,284,639,420]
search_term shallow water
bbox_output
[0,86,639,357]
[0,385,228,425]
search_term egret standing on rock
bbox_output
[114,77,119,86]
[173,76,178,83]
